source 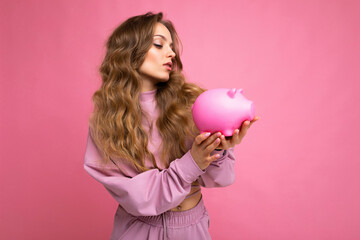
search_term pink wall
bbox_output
[1,0,359,239]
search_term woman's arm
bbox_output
[83,129,205,217]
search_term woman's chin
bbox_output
[157,76,170,82]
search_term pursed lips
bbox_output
[163,62,172,70]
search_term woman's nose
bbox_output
[167,48,176,58]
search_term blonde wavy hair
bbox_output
[89,12,206,172]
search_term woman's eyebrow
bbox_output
[154,34,173,47]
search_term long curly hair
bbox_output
[89,12,206,172]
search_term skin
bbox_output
[217,116,260,150]
[138,22,260,211]
[190,116,260,170]
[138,22,176,93]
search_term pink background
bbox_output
[1,0,359,239]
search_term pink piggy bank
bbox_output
[191,88,255,136]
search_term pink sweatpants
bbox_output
[110,197,212,240]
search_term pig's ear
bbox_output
[227,88,237,98]
[228,88,244,98]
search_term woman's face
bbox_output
[138,23,176,87]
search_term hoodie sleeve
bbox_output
[83,130,205,216]
[197,148,236,188]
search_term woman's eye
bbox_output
[154,44,162,48]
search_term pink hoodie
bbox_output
[83,89,236,216]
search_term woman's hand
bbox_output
[216,116,260,150]
[190,131,223,170]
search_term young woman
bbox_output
[83,11,259,240]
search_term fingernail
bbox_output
[215,154,220,158]
[204,132,211,137]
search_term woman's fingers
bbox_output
[194,132,222,154]
[238,121,249,138]
[210,152,222,162]
[204,136,221,153]
[237,116,260,141]
[220,134,229,149]
[231,129,241,145]
[195,132,211,145]
[200,116,260,152]
[202,132,221,148]
[249,116,260,127]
